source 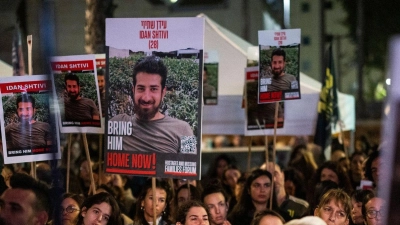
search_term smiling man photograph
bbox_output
[109,55,194,153]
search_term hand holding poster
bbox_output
[0,75,61,164]
[50,55,103,134]
[258,29,301,103]
[105,17,204,179]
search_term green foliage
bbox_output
[259,46,300,77]
[108,54,200,135]
[204,63,218,91]
[53,72,99,107]
[2,93,51,126]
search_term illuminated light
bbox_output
[170,0,178,3]
[386,78,391,85]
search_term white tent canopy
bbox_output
[199,14,355,136]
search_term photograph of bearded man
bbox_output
[109,56,194,153]
[63,73,100,121]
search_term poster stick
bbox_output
[265,135,269,164]
[98,134,103,186]
[27,35,32,76]
[82,133,96,195]
[27,35,36,178]
[247,136,252,172]
[152,177,157,225]
[66,133,72,193]
[269,101,279,210]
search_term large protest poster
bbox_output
[244,66,284,135]
[50,55,103,134]
[204,50,218,105]
[258,29,301,103]
[105,18,204,179]
[0,75,61,164]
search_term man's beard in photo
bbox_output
[272,68,283,79]
[133,99,161,121]
[68,91,80,100]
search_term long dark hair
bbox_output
[76,192,121,225]
[229,169,278,217]
[134,179,173,225]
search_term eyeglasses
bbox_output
[321,206,347,220]
[367,209,384,219]
[61,206,80,214]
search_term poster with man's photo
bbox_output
[244,67,284,135]
[105,17,204,179]
[204,50,218,105]
[258,29,301,103]
[96,54,107,130]
[50,54,103,134]
[0,75,61,164]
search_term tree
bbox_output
[85,0,116,54]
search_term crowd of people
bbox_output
[0,135,384,225]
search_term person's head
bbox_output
[0,172,51,225]
[203,67,208,82]
[235,169,273,212]
[16,94,36,123]
[132,56,167,121]
[349,152,366,179]
[363,196,385,225]
[284,216,327,225]
[176,200,210,225]
[61,193,85,225]
[174,179,198,190]
[65,73,81,100]
[251,209,285,225]
[314,189,351,225]
[176,184,201,209]
[270,48,286,77]
[315,161,352,193]
[97,69,105,92]
[283,167,306,199]
[207,154,233,179]
[135,178,173,224]
[77,192,121,225]
[350,189,373,225]
[260,162,285,192]
[222,165,241,190]
[201,181,229,225]
[364,151,380,186]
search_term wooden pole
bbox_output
[152,177,157,225]
[269,102,279,210]
[66,134,72,193]
[82,133,96,195]
[27,34,36,179]
[98,134,103,186]
[247,136,252,172]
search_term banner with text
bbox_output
[50,54,103,134]
[0,75,61,164]
[258,29,301,103]
[244,67,284,135]
[105,17,204,179]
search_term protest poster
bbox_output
[50,54,103,134]
[105,17,204,179]
[0,75,61,164]
[244,66,284,135]
[204,50,218,105]
[96,54,107,126]
[258,29,301,103]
